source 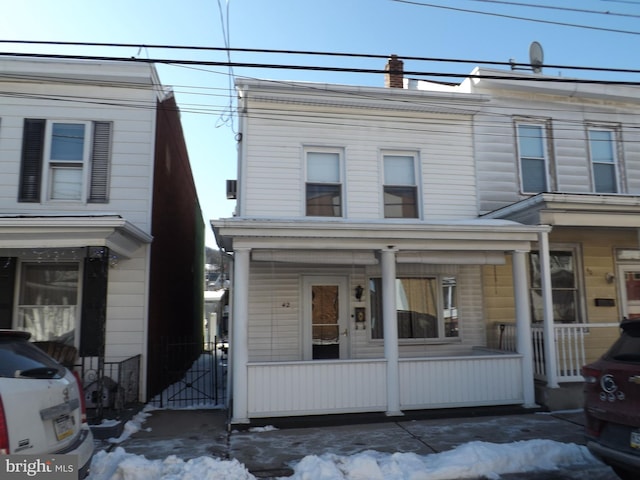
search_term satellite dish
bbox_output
[529,41,544,74]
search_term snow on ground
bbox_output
[89,433,600,480]
[86,354,603,479]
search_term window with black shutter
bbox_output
[18,119,112,203]
[18,119,46,202]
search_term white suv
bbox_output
[0,330,94,477]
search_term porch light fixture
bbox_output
[355,285,364,301]
[605,272,615,284]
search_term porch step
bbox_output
[535,382,584,411]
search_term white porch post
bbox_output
[381,247,403,416]
[538,231,559,388]
[512,250,536,407]
[231,247,250,423]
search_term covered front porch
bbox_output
[213,219,553,422]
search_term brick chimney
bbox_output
[385,54,404,88]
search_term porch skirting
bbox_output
[246,353,524,418]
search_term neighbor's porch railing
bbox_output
[494,322,621,383]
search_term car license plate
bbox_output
[631,431,640,450]
[53,414,73,441]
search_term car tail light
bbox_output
[0,394,9,454]
[72,371,88,424]
[582,365,601,385]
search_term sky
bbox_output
[3,0,640,248]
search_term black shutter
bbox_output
[88,121,112,203]
[18,119,45,202]
[0,258,16,329]
[79,252,109,356]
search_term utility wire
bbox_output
[2,40,640,76]
[4,50,640,85]
[391,0,640,35]
[463,0,640,19]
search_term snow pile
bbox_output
[88,438,600,480]
[89,448,255,480]
[286,440,597,480]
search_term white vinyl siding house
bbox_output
[0,57,203,408]
[214,76,549,422]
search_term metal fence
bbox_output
[77,354,141,422]
[148,337,228,409]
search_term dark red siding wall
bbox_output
[147,94,204,397]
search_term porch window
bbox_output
[529,251,578,323]
[16,263,79,345]
[305,150,342,217]
[516,123,549,193]
[588,128,619,193]
[383,154,418,218]
[369,276,458,340]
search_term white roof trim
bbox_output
[0,215,152,258]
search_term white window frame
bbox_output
[587,125,621,194]
[515,122,552,194]
[42,120,92,202]
[381,150,420,219]
[303,146,344,217]
[529,244,585,324]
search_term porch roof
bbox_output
[0,214,153,258]
[211,218,549,255]
[481,193,640,228]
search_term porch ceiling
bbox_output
[0,215,153,258]
[482,193,640,228]
[211,218,548,253]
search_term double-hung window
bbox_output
[369,276,459,340]
[516,123,549,193]
[588,127,619,193]
[529,250,579,323]
[19,119,113,203]
[305,149,342,217]
[383,153,418,218]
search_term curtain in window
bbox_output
[17,263,79,344]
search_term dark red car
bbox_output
[583,319,640,479]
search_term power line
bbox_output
[2,40,640,76]
[390,0,640,35]
[462,0,640,19]
[3,50,640,85]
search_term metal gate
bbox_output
[149,336,228,408]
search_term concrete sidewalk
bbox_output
[113,408,618,479]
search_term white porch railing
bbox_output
[246,351,524,418]
[247,359,387,418]
[399,352,523,409]
[494,322,621,383]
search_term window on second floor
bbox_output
[516,123,550,194]
[305,149,342,217]
[588,127,620,193]
[383,153,418,218]
[19,119,113,204]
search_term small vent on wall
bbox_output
[226,179,237,199]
